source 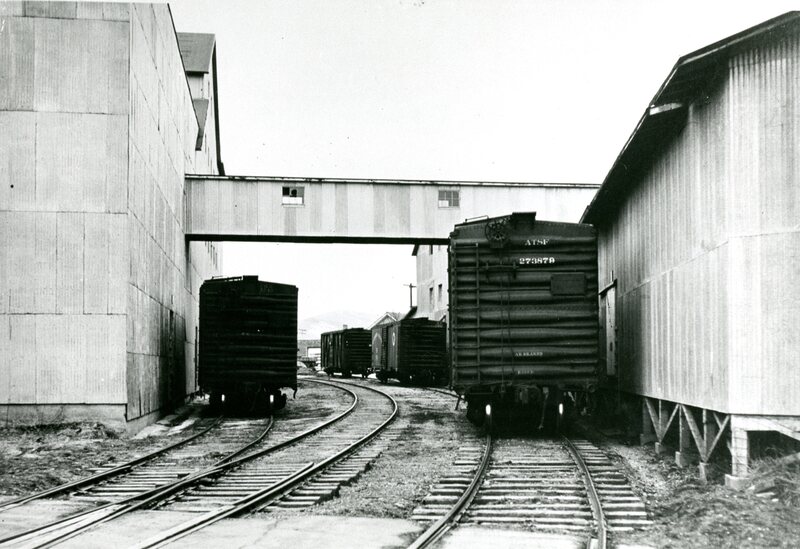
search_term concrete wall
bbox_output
[186,176,598,242]
[414,245,449,321]
[126,3,201,423]
[1,2,130,424]
[595,32,800,416]
[1,2,221,427]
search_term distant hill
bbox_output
[298,310,377,339]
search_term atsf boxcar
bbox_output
[449,212,599,430]
[376,318,447,385]
[321,328,372,378]
[199,276,297,413]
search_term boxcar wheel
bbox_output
[209,392,222,413]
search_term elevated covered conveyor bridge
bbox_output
[186,175,598,243]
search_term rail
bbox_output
[406,432,492,549]
[564,436,608,549]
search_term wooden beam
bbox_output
[680,405,705,459]
[706,415,730,461]
[644,398,662,439]
[662,402,680,439]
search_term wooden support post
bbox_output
[640,398,657,445]
[676,406,698,467]
[698,409,714,482]
[703,409,717,460]
[654,399,667,454]
[654,400,679,455]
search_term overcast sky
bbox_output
[168,0,798,321]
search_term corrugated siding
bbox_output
[726,34,800,414]
[600,31,800,415]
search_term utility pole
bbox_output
[406,283,416,308]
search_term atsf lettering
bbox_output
[524,238,550,246]
[518,256,555,265]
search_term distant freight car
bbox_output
[321,328,372,378]
[199,276,298,413]
[374,318,448,385]
[449,212,599,431]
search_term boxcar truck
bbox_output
[448,212,600,431]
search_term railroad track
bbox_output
[409,431,650,548]
[0,378,397,549]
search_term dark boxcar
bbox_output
[449,212,599,430]
[199,276,297,413]
[376,318,447,385]
[321,328,372,378]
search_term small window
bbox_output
[282,186,304,205]
[428,245,433,254]
[438,189,459,208]
[437,284,443,305]
[429,287,434,307]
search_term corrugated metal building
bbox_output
[0,2,223,429]
[582,12,800,481]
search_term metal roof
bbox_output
[177,32,215,73]
[582,11,800,226]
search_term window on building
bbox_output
[437,284,443,305]
[429,245,433,254]
[429,287,434,307]
[282,186,304,205]
[438,189,459,208]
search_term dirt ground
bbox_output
[1,386,799,549]
[0,404,217,496]
[306,384,477,519]
[582,425,800,549]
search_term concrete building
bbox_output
[0,2,222,429]
[412,244,449,322]
[582,12,800,481]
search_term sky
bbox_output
[167,0,799,320]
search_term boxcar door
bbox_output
[387,324,400,373]
[603,286,617,376]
